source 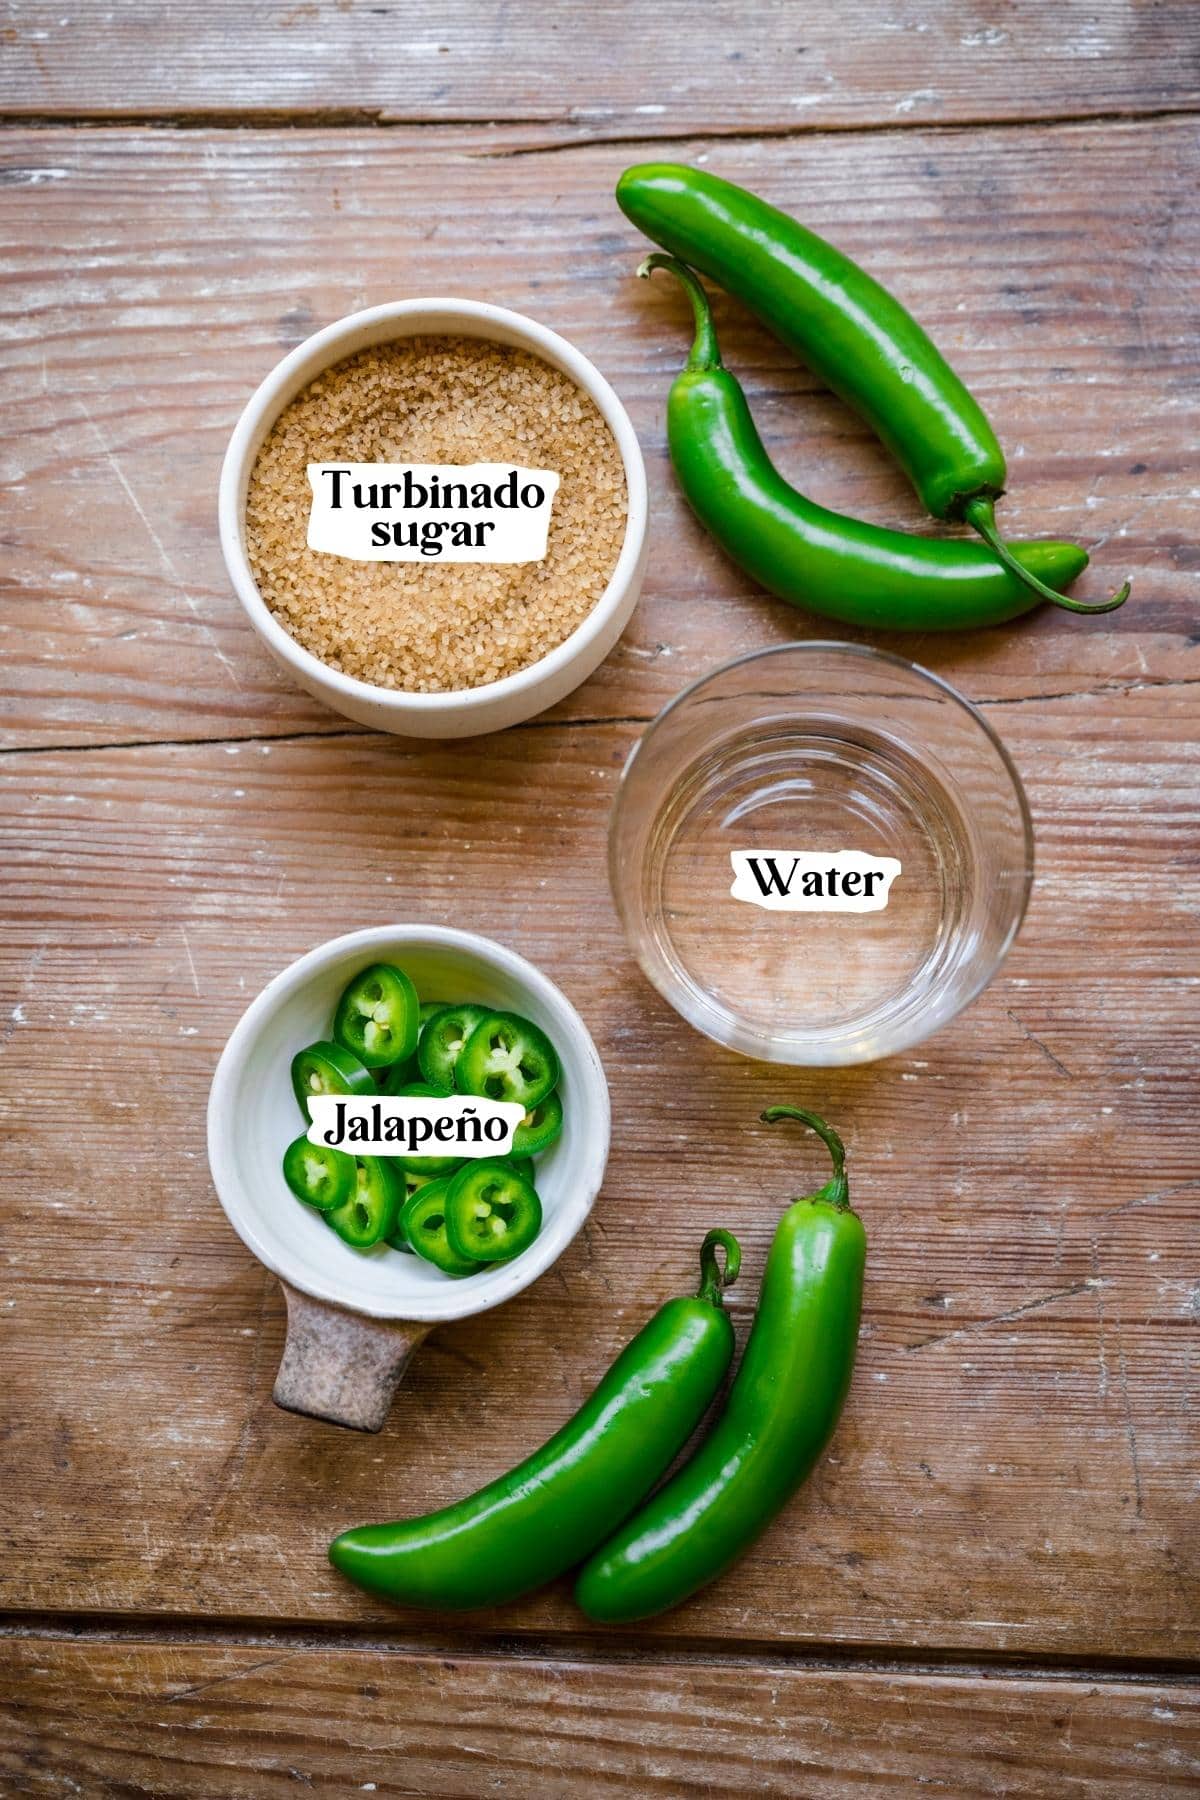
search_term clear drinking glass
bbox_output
[609,643,1034,1066]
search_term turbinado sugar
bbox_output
[245,336,628,693]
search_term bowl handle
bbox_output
[272,1280,432,1432]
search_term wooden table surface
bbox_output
[2,4,1197,1794]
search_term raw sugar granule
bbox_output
[245,336,628,692]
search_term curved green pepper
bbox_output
[576,1109,865,1624]
[642,256,1089,632]
[328,1230,741,1611]
[618,164,1128,613]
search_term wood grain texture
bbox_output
[1,118,1197,750]
[1,13,1199,1784]
[3,1,1198,129]
[1,1636,1197,1798]
[1,692,1196,1653]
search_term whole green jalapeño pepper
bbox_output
[618,164,1128,614]
[328,1231,741,1611]
[576,1109,865,1624]
[641,256,1090,633]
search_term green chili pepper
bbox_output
[618,164,1128,614]
[575,1108,865,1624]
[282,1134,354,1213]
[385,1081,465,1178]
[372,1055,418,1091]
[400,1176,477,1276]
[327,1154,404,1251]
[363,995,444,1090]
[512,1089,563,1158]
[417,1003,488,1091]
[386,1168,436,1251]
[328,1230,741,1610]
[640,256,1090,633]
[445,1158,542,1264]
[456,1011,560,1110]
[291,1040,374,1122]
[333,962,420,1069]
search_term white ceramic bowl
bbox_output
[207,926,610,1429]
[218,300,648,738]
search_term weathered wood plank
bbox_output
[3,1,1198,129]
[1,689,1196,1652]
[1,119,1196,750]
[1,1636,1197,1798]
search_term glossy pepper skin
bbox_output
[645,256,1088,632]
[619,165,1128,613]
[576,1110,865,1625]
[620,162,1003,522]
[328,1231,741,1612]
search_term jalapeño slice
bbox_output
[381,1002,446,1092]
[379,1057,429,1096]
[291,1040,374,1121]
[418,1003,488,1091]
[455,1012,560,1110]
[401,1178,478,1278]
[327,1154,402,1249]
[445,1158,543,1265]
[387,1168,437,1251]
[282,1135,355,1213]
[333,963,420,1070]
[513,1089,563,1157]
[388,1081,466,1178]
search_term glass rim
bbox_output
[615,638,1034,865]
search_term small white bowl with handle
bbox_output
[218,299,649,738]
[207,925,610,1431]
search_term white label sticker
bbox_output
[306,462,560,563]
[305,1094,527,1157]
[730,850,901,913]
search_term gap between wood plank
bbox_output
[0,103,1196,144]
[2,676,1196,763]
[0,718,657,758]
[2,1612,1197,1684]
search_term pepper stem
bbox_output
[964,496,1129,614]
[638,253,722,372]
[697,1228,741,1305]
[760,1105,849,1207]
